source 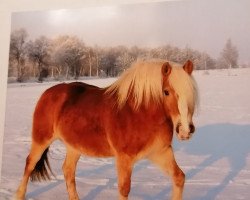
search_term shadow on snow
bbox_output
[168,123,249,200]
[27,123,250,200]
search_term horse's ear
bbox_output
[183,60,193,75]
[161,62,172,77]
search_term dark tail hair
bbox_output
[30,148,54,182]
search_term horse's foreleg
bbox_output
[116,155,134,200]
[149,145,185,200]
[62,147,81,200]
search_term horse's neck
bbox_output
[104,90,170,127]
[125,100,168,126]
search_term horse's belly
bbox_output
[78,141,114,157]
[62,133,114,157]
[58,123,114,157]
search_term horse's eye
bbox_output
[164,90,169,96]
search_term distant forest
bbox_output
[8,28,243,82]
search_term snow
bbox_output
[1,68,250,200]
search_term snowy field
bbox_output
[1,68,250,200]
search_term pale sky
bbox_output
[11,0,250,63]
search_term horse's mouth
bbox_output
[176,129,193,140]
[176,133,192,141]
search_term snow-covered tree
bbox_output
[9,28,28,81]
[150,45,181,61]
[100,47,119,77]
[219,39,239,68]
[114,46,134,74]
[52,36,87,79]
[26,36,51,81]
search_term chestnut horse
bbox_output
[15,59,197,200]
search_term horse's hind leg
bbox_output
[149,145,185,200]
[15,140,52,200]
[62,147,81,200]
[116,154,134,200]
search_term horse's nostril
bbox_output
[189,124,195,133]
[176,123,181,133]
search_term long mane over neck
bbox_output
[106,59,166,110]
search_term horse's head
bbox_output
[161,60,197,140]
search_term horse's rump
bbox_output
[33,82,113,157]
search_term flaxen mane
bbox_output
[106,59,197,110]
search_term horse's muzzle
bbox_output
[176,123,195,140]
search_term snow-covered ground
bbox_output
[1,68,250,200]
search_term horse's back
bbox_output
[34,82,96,117]
[36,81,100,112]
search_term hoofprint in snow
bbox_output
[1,68,250,200]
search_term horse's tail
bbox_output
[30,148,54,182]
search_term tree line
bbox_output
[9,28,240,82]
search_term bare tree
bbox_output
[115,46,134,74]
[9,28,28,81]
[93,45,102,77]
[150,45,182,62]
[129,46,149,60]
[87,47,95,77]
[100,47,121,77]
[219,38,239,68]
[26,36,51,82]
[52,35,87,79]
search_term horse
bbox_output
[15,59,198,200]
